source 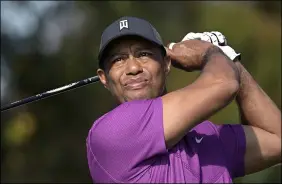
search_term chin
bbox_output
[124,90,156,102]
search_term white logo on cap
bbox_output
[119,20,128,31]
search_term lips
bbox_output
[124,78,148,90]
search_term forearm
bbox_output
[163,47,240,148]
[235,62,281,137]
[180,48,241,125]
[189,47,241,119]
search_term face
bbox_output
[97,36,171,104]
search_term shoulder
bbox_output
[86,98,166,182]
[91,97,162,129]
[87,97,163,142]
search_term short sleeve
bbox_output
[212,123,246,178]
[86,97,167,183]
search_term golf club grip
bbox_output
[1,76,100,112]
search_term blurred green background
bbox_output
[1,1,281,183]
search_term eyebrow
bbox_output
[103,43,159,64]
[109,46,155,56]
[105,52,127,62]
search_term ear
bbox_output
[97,68,109,90]
[164,55,171,76]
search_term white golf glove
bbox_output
[169,31,241,61]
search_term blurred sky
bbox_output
[1,1,57,100]
[0,1,266,103]
[1,1,87,102]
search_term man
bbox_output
[86,16,281,183]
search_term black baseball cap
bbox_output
[98,16,166,68]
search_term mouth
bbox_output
[124,79,149,90]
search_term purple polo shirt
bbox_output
[86,97,246,183]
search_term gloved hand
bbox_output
[169,31,241,61]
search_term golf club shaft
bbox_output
[1,76,100,112]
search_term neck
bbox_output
[162,87,168,96]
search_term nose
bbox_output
[125,57,143,75]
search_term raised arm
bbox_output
[235,61,281,175]
[180,31,281,175]
[162,40,240,149]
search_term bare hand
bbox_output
[165,39,221,72]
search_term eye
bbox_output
[112,57,122,63]
[139,51,152,58]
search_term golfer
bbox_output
[86,16,281,183]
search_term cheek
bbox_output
[149,62,166,83]
[107,69,124,90]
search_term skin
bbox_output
[97,36,281,176]
[234,61,281,175]
[98,36,171,103]
[161,41,240,148]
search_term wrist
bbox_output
[203,46,241,83]
[234,61,245,77]
[202,46,228,67]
